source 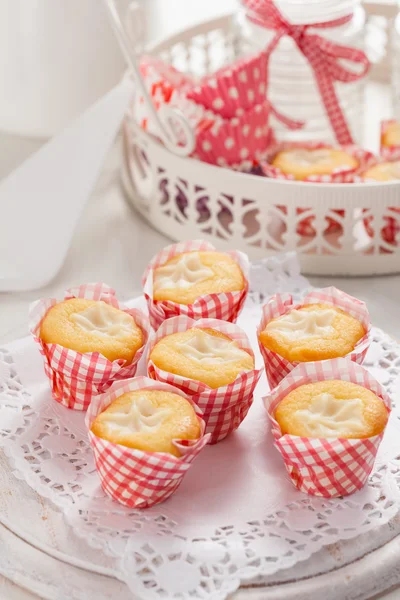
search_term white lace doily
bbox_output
[1,253,400,600]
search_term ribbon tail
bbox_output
[269,104,304,131]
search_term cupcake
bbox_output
[257,287,370,389]
[143,240,249,330]
[30,283,149,411]
[260,142,374,183]
[264,358,391,497]
[260,142,376,237]
[40,298,144,363]
[147,316,262,443]
[275,380,388,439]
[363,160,400,182]
[363,158,400,247]
[270,147,358,181]
[381,120,400,161]
[87,376,210,508]
[149,327,254,389]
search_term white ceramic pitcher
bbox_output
[0,0,134,137]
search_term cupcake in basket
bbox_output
[380,120,400,161]
[363,155,400,247]
[30,283,149,411]
[263,358,391,497]
[86,376,210,509]
[142,240,249,330]
[147,316,262,443]
[257,287,370,389]
[260,142,377,237]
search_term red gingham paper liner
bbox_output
[257,287,371,390]
[380,120,400,161]
[194,101,273,169]
[263,357,391,497]
[86,376,210,508]
[147,316,263,444]
[187,50,268,119]
[142,240,250,331]
[29,283,150,411]
[260,142,377,236]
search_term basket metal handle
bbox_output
[103,0,195,157]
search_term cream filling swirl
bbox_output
[177,330,248,364]
[71,303,133,338]
[295,392,365,437]
[102,396,171,435]
[153,253,213,291]
[266,308,336,340]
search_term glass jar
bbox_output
[236,0,367,144]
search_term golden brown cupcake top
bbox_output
[363,161,400,182]
[153,251,244,305]
[40,298,143,363]
[259,303,365,362]
[271,148,358,180]
[275,380,388,439]
[149,327,254,388]
[382,122,400,147]
[91,389,201,456]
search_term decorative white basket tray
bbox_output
[1,255,400,600]
[120,10,400,276]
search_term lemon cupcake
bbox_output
[381,120,400,149]
[153,251,245,306]
[271,147,358,181]
[91,388,201,457]
[40,298,144,364]
[30,283,149,410]
[142,241,249,330]
[263,358,390,497]
[148,316,261,443]
[149,327,254,389]
[257,288,370,389]
[275,380,388,439]
[87,376,209,508]
[259,303,365,364]
[363,160,400,182]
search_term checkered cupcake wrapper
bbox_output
[257,287,371,390]
[187,50,268,119]
[30,283,150,411]
[86,376,210,509]
[380,120,400,161]
[147,316,262,443]
[142,240,250,331]
[263,357,391,498]
[260,142,378,236]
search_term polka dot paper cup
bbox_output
[147,316,263,444]
[194,101,274,170]
[263,358,391,498]
[142,240,250,331]
[257,287,371,390]
[86,376,210,509]
[187,50,268,118]
[29,283,150,411]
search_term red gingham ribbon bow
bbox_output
[244,0,371,145]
